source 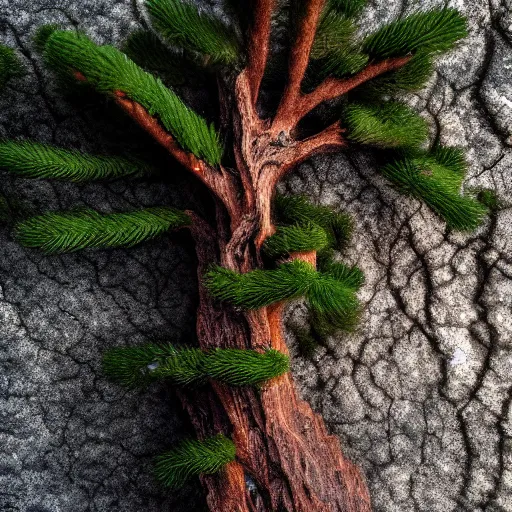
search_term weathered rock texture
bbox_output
[1,0,511,511]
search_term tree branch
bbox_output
[114,91,243,218]
[288,55,413,127]
[286,121,348,168]
[72,71,242,221]
[246,0,276,107]
[267,121,347,189]
[113,92,205,173]
[254,121,347,246]
[272,0,326,132]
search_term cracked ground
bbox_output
[1,0,511,511]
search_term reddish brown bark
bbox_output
[286,55,413,128]
[181,217,371,511]
[75,3,414,509]
[175,67,374,507]
[274,0,327,132]
[246,0,276,106]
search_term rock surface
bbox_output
[1,0,511,511]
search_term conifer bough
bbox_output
[0,1,487,510]
[103,343,289,388]
[0,140,151,182]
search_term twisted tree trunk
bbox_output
[181,221,371,512]
[174,72,372,512]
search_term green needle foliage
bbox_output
[155,435,236,488]
[34,24,60,53]
[476,189,502,212]
[310,5,368,80]
[123,30,189,85]
[263,223,329,257]
[146,0,241,66]
[363,8,467,59]
[310,303,359,335]
[0,44,23,90]
[16,207,191,253]
[311,47,368,81]
[205,260,311,309]
[356,51,434,97]
[103,344,205,388]
[345,102,428,149]
[382,148,487,230]
[293,259,365,353]
[274,195,353,249]
[40,29,223,165]
[312,10,357,60]
[205,260,360,330]
[0,140,151,182]
[306,268,360,322]
[321,261,365,291]
[327,0,367,19]
[103,343,289,388]
[431,145,467,174]
[309,258,364,334]
[205,348,289,386]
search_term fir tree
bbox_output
[0,1,488,510]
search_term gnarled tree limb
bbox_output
[273,0,327,132]
[291,55,414,125]
[246,0,276,106]
[112,92,242,221]
[73,71,242,221]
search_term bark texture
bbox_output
[183,214,371,511]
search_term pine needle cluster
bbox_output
[309,6,466,92]
[345,102,428,149]
[154,435,236,488]
[103,344,205,388]
[321,260,365,291]
[383,147,487,230]
[292,259,364,353]
[122,30,189,86]
[0,140,151,182]
[205,260,360,330]
[309,2,367,80]
[312,259,364,332]
[327,0,367,19]
[146,0,241,66]
[357,51,434,97]
[0,44,23,90]
[263,223,329,257]
[102,343,289,388]
[40,29,223,165]
[206,260,311,309]
[205,348,289,386]
[312,8,353,56]
[16,207,191,253]
[273,195,353,250]
[476,189,502,212]
[363,8,467,59]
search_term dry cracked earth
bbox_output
[1,0,511,511]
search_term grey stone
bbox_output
[1,0,512,511]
